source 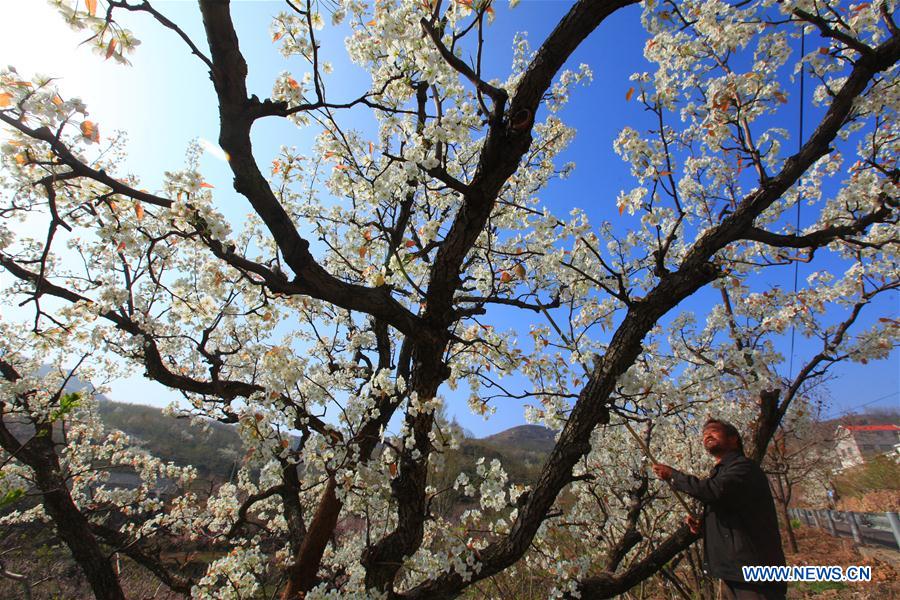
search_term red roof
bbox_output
[842,425,900,432]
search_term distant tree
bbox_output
[836,407,900,426]
[0,0,897,598]
[764,399,839,552]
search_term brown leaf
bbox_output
[80,120,100,142]
[133,201,144,221]
[105,37,117,60]
[625,87,635,101]
[85,0,97,16]
[0,92,12,107]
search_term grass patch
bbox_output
[794,580,848,594]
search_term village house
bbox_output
[834,424,900,470]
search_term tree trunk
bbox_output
[778,497,799,553]
[771,474,799,553]
[32,459,126,600]
[281,478,341,599]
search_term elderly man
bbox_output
[652,418,787,600]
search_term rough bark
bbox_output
[0,424,126,600]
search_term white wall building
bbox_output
[834,424,900,470]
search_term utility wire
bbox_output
[788,30,806,381]
[823,391,900,420]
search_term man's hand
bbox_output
[652,463,674,480]
[684,515,701,534]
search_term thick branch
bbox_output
[196,0,428,342]
[0,114,173,208]
[742,201,896,248]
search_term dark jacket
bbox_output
[671,451,786,582]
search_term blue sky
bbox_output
[0,1,896,436]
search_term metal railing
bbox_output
[787,507,900,551]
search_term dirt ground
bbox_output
[785,525,899,599]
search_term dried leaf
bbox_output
[287,77,300,89]
[51,94,64,106]
[116,241,126,252]
[105,37,117,60]
[133,201,144,221]
[625,87,635,101]
[199,182,214,189]
[80,120,100,142]
[0,92,12,107]
[618,203,625,216]
[773,91,788,104]
[272,31,283,42]
[85,0,97,16]
[389,463,398,477]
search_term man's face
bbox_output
[702,423,735,455]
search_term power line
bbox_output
[788,30,805,381]
[823,390,900,419]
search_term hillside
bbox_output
[482,424,557,452]
[92,400,555,485]
[97,401,242,480]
